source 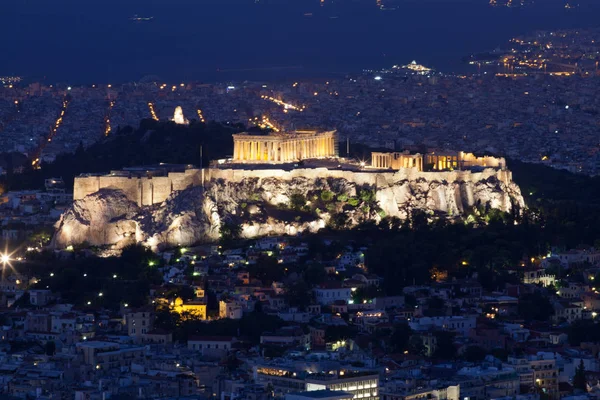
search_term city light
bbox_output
[105,100,115,136]
[260,95,304,112]
[32,97,70,169]
[248,116,281,132]
[196,109,206,123]
[1,254,9,264]
[148,102,159,121]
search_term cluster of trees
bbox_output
[154,308,285,343]
[26,245,162,310]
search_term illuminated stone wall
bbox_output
[75,165,516,209]
[206,166,515,188]
[371,151,506,171]
[74,168,202,206]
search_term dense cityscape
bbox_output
[2,7,600,400]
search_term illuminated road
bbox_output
[260,95,305,112]
[32,96,70,168]
[148,102,159,121]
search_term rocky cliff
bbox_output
[53,168,525,250]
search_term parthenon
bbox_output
[232,130,337,163]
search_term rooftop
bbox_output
[288,390,354,399]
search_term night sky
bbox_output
[3,0,600,83]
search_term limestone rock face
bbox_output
[53,169,525,250]
[53,189,140,249]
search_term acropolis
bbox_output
[57,129,525,249]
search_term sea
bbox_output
[2,0,600,84]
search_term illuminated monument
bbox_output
[171,106,189,125]
[232,129,337,163]
[58,130,524,250]
[370,150,506,172]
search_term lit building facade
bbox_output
[172,297,207,320]
[126,307,154,339]
[371,151,506,172]
[254,366,379,400]
[232,130,337,163]
[371,151,424,171]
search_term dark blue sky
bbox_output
[3,0,599,83]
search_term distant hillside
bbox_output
[509,159,600,206]
[2,119,246,191]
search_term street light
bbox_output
[1,254,9,264]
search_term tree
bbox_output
[290,193,306,210]
[329,212,349,230]
[408,335,426,356]
[463,345,487,362]
[45,340,56,356]
[285,281,312,310]
[248,255,282,285]
[320,190,334,202]
[304,264,327,285]
[433,331,456,360]
[325,325,353,342]
[518,292,554,322]
[573,359,587,392]
[390,323,412,352]
[424,296,446,317]
[220,221,241,244]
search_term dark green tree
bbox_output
[433,331,456,359]
[45,340,56,356]
[390,323,412,352]
[518,292,554,322]
[573,359,587,392]
[463,345,487,362]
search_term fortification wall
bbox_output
[206,166,509,188]
[73,176,101,201]
[74,166,512,208]
[73,169,202,206]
